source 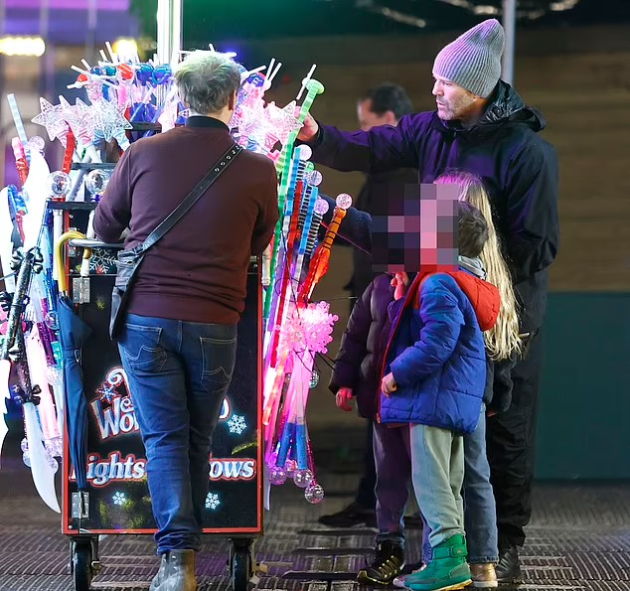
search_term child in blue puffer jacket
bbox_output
[380,202,500,591]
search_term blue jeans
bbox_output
[422,408,499,564]
[118,313,237,554]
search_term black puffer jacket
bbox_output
[329,273,394,418]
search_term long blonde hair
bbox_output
[435,170,521,360]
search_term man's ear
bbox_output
[384,110,398,126]
[228,90,237,110]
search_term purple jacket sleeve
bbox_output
[390,276,463,387]
[93,147,134,243]
[307,114,423,174]
[320,194,372,253]
[329,280,375,394]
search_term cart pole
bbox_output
[156,0,183,66]
[156,0,182,105]
[501,0,516,85]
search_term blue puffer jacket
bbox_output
[380,269,500,434]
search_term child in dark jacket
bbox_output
[330,273,396,421]
[330,272,419,586]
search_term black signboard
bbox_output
[62,262,262,536]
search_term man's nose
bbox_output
[432,81,442,96]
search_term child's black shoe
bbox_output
[357,540,405,586]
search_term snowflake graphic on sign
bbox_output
[113,492,127,506]
[98,384,117,404]
[90,248,117,274]
[227,414,247,435]
[205,492,221,511]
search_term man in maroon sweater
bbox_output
[94,51,278,591]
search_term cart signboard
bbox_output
[62,262,262,535]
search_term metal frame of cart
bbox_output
[55,209,264,591]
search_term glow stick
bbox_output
[264,79,325,321]
[299,194,352,302]
[7,95,28,146]
[12,139,29,187]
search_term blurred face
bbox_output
[357,99,397,131]
[432,75,482,122]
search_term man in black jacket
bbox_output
[301,19,559,583]
[318,83,417,530]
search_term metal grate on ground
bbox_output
[0,466,628,591]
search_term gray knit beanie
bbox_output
[432,19,505,98]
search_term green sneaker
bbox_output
[405,534,472,591]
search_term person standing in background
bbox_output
[319,83,419,530]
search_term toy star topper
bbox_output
[89,98,132,149]
[31,98,67,142]
[59,97,94,148]
[264,101,303,144]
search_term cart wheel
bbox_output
[230,540,253,591]
[72,540,93,591]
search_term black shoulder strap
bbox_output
[134,143,242,255]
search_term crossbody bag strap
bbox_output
[134,143,242,255]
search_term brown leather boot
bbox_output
[155,550,197,591]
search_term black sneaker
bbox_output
[496,546,523,584]
[318,501,376,528]
[357,540,405,586]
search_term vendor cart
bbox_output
[55,196,263,591]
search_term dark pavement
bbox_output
[0,434,628,591]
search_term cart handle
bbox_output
[55,231,92,295]
[68,239,124,250]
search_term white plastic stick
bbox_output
[296,64,317,101]
[267,61,282,89]
[267,58,275,81]
[71,65,117,88]
[106,41,117,63]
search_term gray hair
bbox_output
[174,51,241,115]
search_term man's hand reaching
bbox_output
[297,112,319,142]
